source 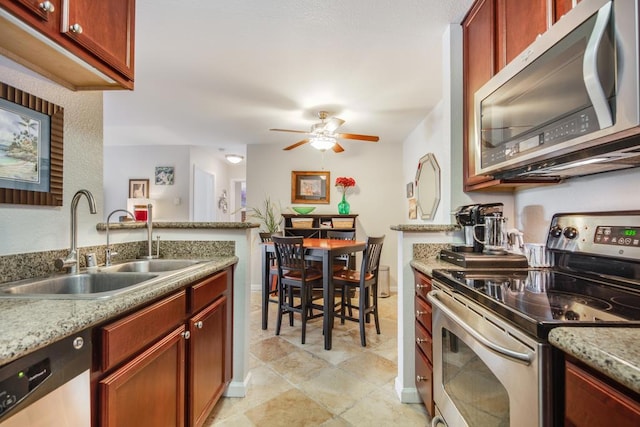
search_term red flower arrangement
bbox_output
[335,176,356,191]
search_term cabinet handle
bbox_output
[39,1,55,13]
[416,337,428,344]
[416,284,429,289]
[416,310,428,317]
[195,321,203,329]
[181,331,191,340]
[69,23,83,34]
[416,375,428,382]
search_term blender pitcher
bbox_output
[473,215,508,254]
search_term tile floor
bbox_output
[204,291,430,426]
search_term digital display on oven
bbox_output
[594,226,640,246]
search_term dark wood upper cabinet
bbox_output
[461,0,569,191]
[496,0,548,70]
[0,0,135,90]
[554,0,580,23]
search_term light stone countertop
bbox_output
[0,257,237,366]
[96,221,259,231]
[548,327,640,394]
[390,224,458,232]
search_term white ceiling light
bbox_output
[310,136,336,151]
[225,154,244,164]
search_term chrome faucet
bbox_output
[54,189,97,273]
[105,209,135,266]
[141,203,157,259]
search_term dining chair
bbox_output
[260,232,281,325]
[272,236,324,344]
[332,235,385,346]
[326,230,356,271]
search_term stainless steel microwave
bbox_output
[474,0,640,179]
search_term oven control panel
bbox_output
[546,211,640,260]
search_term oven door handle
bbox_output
[428,290,533,365]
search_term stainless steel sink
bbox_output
[0,272,158,299]
[99,259,204,273]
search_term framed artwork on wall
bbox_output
[129,179,149,198]
[291,170,330,204]
[0,82,64,206]
[155,166,174,185]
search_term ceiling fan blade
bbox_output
[337,133,380,142]
[270,128,309,134]
[324,117,345,132]
[332,142,345,153]
[283,139,309,150]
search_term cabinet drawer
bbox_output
[415,295,432,332]
[415,320,433,363]
[101,291,186,371]
[565,361,640,427]
[415,274,432,300]
[415,344,434,417]
[191,270,228,314]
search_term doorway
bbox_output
[193,165,216,221]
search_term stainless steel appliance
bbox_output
[429,211,640,426]
[0,330,91,426]
[451,203,504,253]
[475,0,640,180]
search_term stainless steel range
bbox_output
[428,211,640,427]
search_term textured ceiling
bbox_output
[103,0,473,158]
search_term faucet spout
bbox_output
[105,209,135,266]
[56,189,97,273]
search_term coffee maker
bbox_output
[452,203,504,253]
[440,203,528,268]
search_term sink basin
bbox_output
[100,259,204,273]
[0,272,158,299]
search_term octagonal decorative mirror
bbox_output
[415,153,441,220]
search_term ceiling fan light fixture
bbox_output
[225,154,244,164]
[310,136,336,151]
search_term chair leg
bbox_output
[275,280,284,336]
[359,285,367,347]
[372,283,380,335]
[300,285,307,344]
[288,286,294,327]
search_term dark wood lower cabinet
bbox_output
[565,360,640,427]
[413,269,434,417]
[92,268,234,427]
[188,295,228,427]
[99,326,186,427]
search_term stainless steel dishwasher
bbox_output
[0,329,91,426]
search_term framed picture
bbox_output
[155,166,174,185]
[0,82,64,206]
[406,182,414,198]
[291,170,330,204]
[129,179,149,198]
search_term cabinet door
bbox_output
[462,0,496,190]
[99,326,186,427]
[62,0,134,79]
[0,0,60,32]
[565,361,640,427]
[554,0,580,23]
[188,295,228,427]
[496,0,548,70]
[415,346,434,417]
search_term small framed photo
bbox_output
[291,170,330,204]
[129,179,149,198]
[155,166,175,185]
[406,182,414,198]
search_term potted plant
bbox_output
[247,196,281,233]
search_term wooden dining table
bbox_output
[261,237,366,350]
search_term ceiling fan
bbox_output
[270,111,380,153]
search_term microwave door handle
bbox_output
[583,1,613,129]
[428,290,533,364]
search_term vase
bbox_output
[338,193,350,214]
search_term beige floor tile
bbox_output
[245,389,334,427]
[206,291,431,427]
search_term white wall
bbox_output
[515,167,640,243]
[246,141,404,288]
[0,57,104,256]
[103,145,190,221]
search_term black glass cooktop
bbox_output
[432,268,640,338]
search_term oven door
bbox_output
[428,285,551,427]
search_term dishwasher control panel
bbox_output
[0,359,50,416]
